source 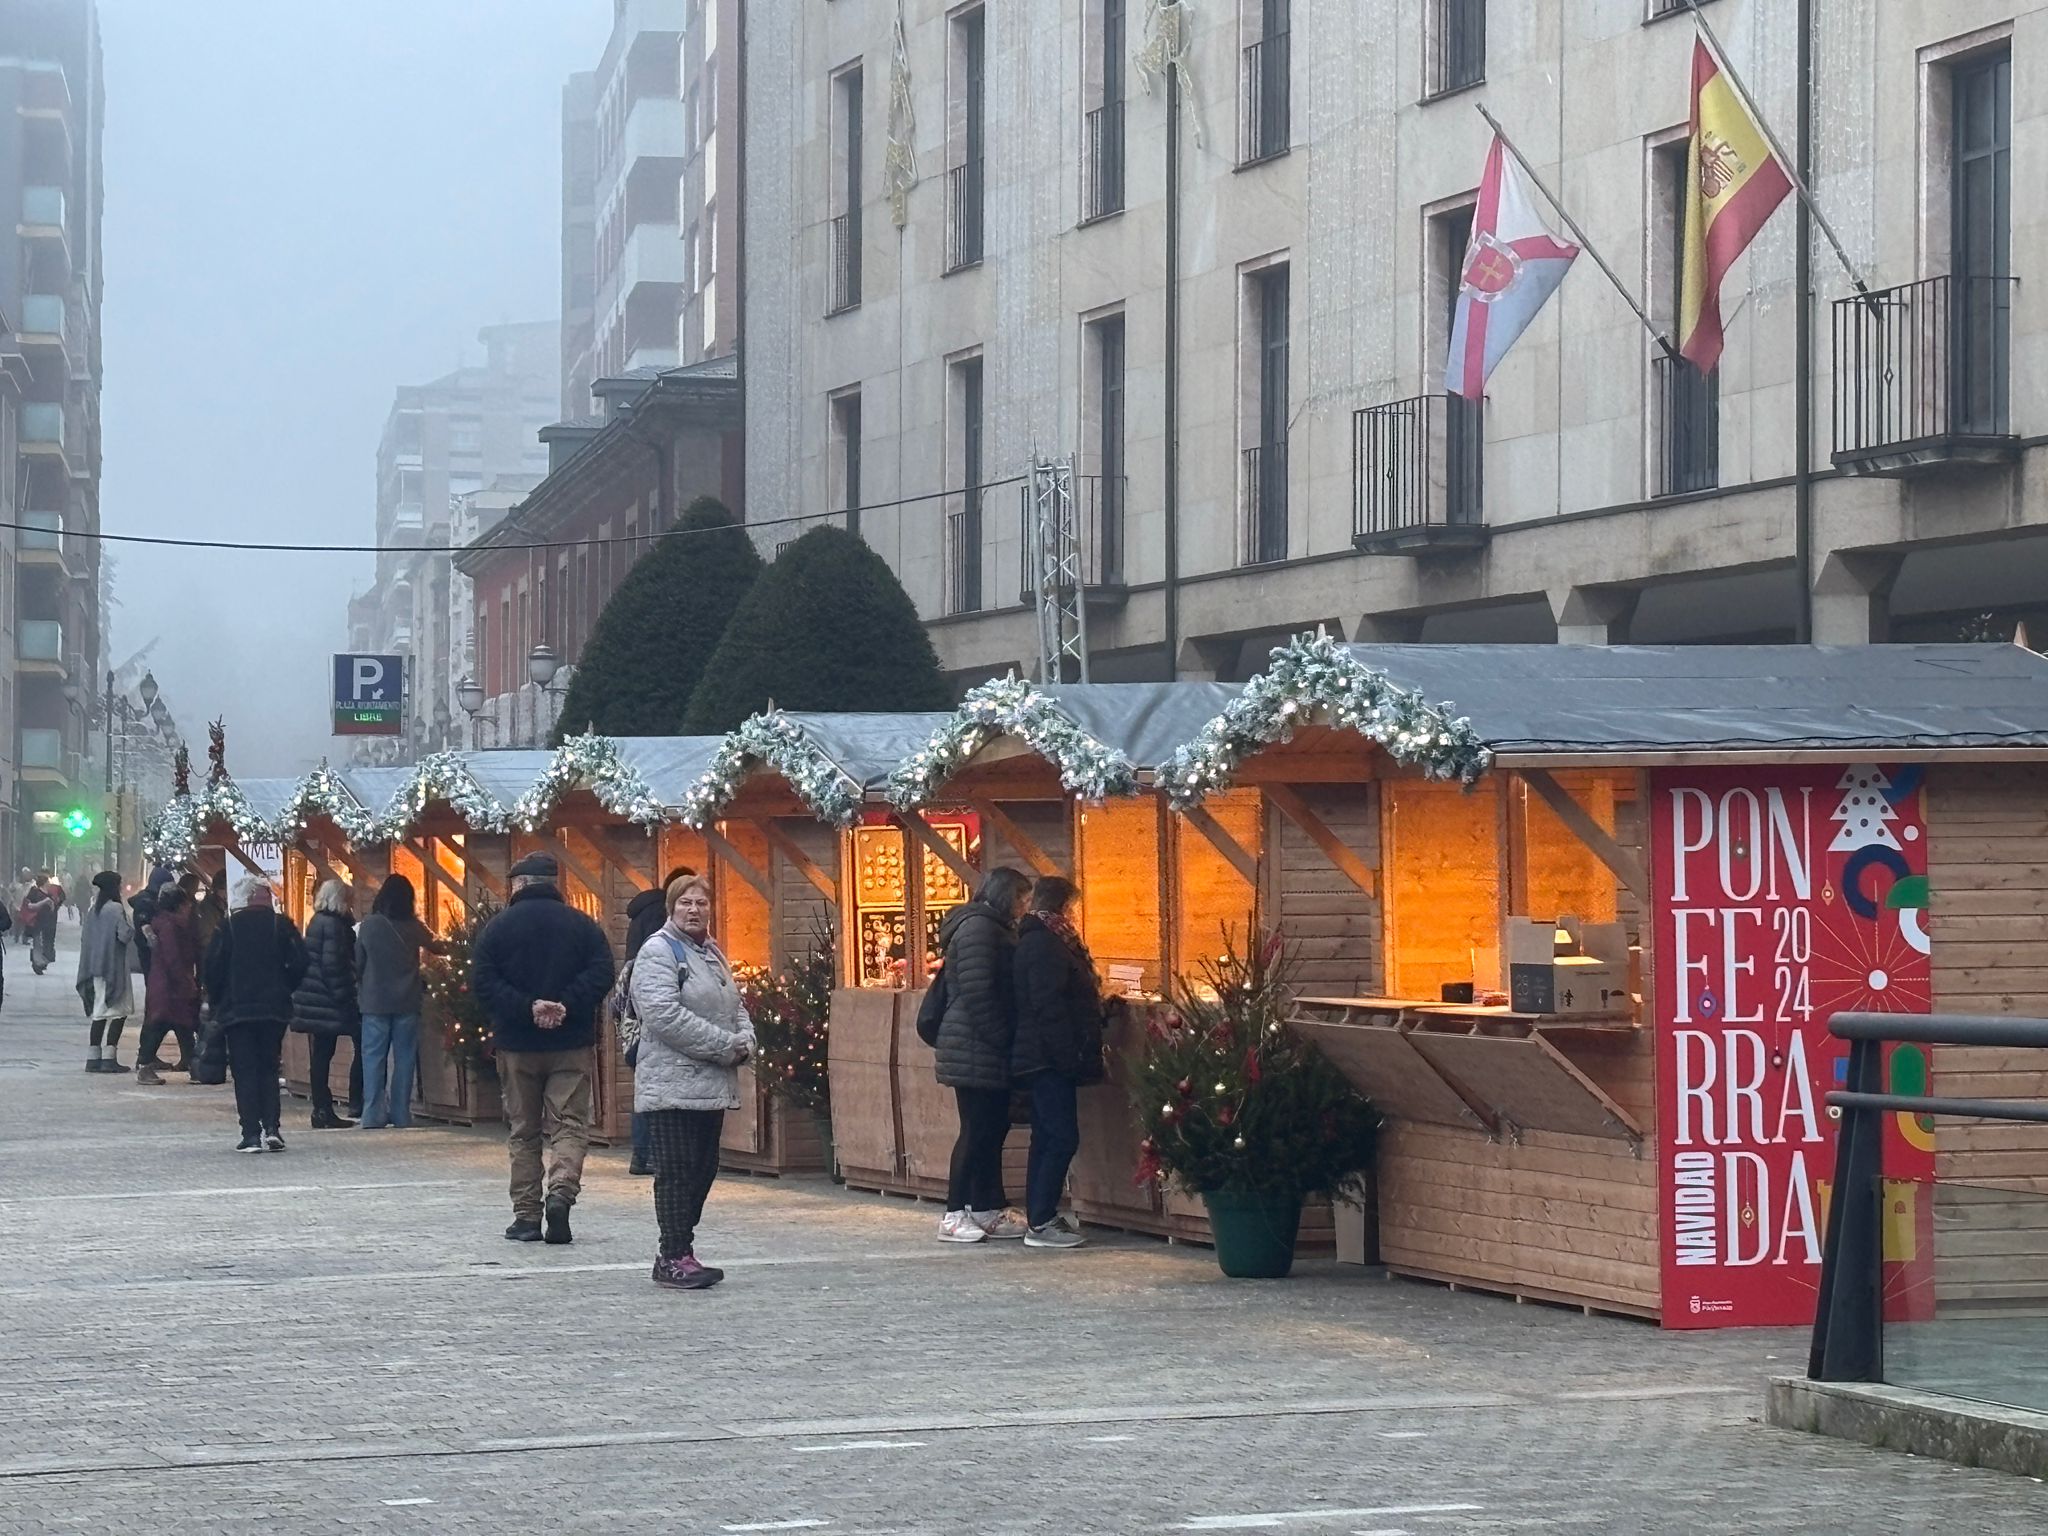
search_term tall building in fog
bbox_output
[560,70,599,419]
[0,0,102,871]
[677,0,741,364]
[585,0,685,385]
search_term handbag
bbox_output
[914,962,950,1047]
[193,1010,228,1085]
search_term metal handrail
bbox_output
[1810,1009,2048,1386]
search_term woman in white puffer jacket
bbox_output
[629,874,755,1291]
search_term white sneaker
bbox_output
[974,1208,1030,1240]
[937,1210,986,1244]
[1024,1220,1087,1249]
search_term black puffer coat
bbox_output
[933,899,1019,1091]
[291,910,360,1037]
[205,907,310,1029]
[1011,914,1105,1082]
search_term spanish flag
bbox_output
[1678,37,1792,371]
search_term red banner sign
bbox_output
[1651,765,1935,1329]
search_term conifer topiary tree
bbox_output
[682,524,952,734]
[551,496,762,743]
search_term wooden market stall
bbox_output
[1197,637,2048,1325]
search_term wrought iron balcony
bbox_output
[1241,442,1290,567]
[1833,273,2019,475]
[828,211,861,314]
[1353,393,1486,553]
[1652,351,1719,497]
[1082,102,1125,222]
[946,160,984,272]
[944,486,987,615]
[1238,30,1291,166]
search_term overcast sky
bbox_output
[99,0,610,776]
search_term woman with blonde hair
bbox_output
[630,873,755,1290]
[290,879,362,1128]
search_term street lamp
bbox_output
[139,670,159,709]
[527,644,565,743]
[456,674,495,750]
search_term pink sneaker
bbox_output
[652,1253,725,1290]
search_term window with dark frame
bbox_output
[1654,139,1718,495]
[1430,0,1486,99]
[1084,0,1126,220]
[833,389,864,535]
[1952,48,2012,437]
[1437,207,1484,523]
[1243,265,1290,566]
[1239,0,1291,165]
[1093,314,1126,584]
[947,357,986,613]
[948,8,987,271]
[831,66,864,313]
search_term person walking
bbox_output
[932,866,1032,1244]
[25,875,58,974]
[205,878,309,1153]
[128,867,170,977]
[136,888,203,1084]
[354,873,443,1130]
[631,875,754,1290]
[619,865,696,1177]
[77,872,137,1074]
[1011,876,1105,1250]
[11,868,31,946]
[291,879,364,1128]
[471,852,615,1245]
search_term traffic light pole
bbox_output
[102,670,114,873]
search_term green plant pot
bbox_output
[1202,1188,1303,1279]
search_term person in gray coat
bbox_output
[78,872,137,1073]
[932,866,1032,1244]
[629,874,755,1290]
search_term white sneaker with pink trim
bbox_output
[937,1209,987,1243]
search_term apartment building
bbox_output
[583,0,688,387]
[745,0,2046,685]
[561,71,601,419]
[0,0,102,869]
[677,0,743,363]
[347,322,556,757]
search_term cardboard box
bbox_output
[1504,916,1630,1016]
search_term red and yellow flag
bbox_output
[1678,37,1793,371]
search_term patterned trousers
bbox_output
[645,1108,725,1259]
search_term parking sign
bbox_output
[333,653,406,736]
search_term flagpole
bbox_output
[1684,0,1869,295]
[1475,105,1678,360]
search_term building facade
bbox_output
[677,0,743,364]
[744,0,2047,685]
[0,0,103,871]
[347,321,557,758]
[561,70,601,419]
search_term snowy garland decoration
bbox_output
[143,793,207,869]
[1163,633,1491,807]
[508,732,667,832]
[363,752,506,844]
[884,675,1139,810]
[272,761,375,846]
[678,711,865,830]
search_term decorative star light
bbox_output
[884,675,1139,810]
[1162,632,1490,808]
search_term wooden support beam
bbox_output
[303,842,353,900]
[226,844,269,883]
[1516,769,1647,908]
[1264,783,1376,899]
[893,811,980,896]
[703,825,775,904]
[1180,802,1260,886]
[517,831,603,904]
[562,825,646,897]
[970,799,1062,878]
[405,837,469,918]
[751,817,839,903]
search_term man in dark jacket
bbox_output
[932,867,1031,1243]
[472,852,616,1245]
[1011,876,1104,1249]
[620,867,695,1177]
[204,879,310,1153]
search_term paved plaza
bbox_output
[3,931,2046,1534]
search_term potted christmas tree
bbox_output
[737,928,837,1178]
[1134,933,1377,1278]
[418,895,502,1123]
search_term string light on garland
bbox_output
[1163,632,1490,808]
[364,752,506,843]
[508,732,667,832]
[273,760,375,846]
[677,711,864,830]
[884,674,1139,810]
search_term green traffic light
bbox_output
[61,807,93,840]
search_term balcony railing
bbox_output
[1352,393,1487,550]
[945,487,986,615]
[19,728,65,773]
[946,160,985,271]
[1238,31,1291,165]
[1833,274,2019,474]
[19,619,63,664]
[1241,442,1289,566]
[20,184,65,229]
[1082,102,1125,221]
[828,210,861,313]
[1430,0,1487,97]
[18,402,64,450]
[1018,474,1128,603]
[1653,351,1719,497]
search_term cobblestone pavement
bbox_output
[4,931,2045,1534]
